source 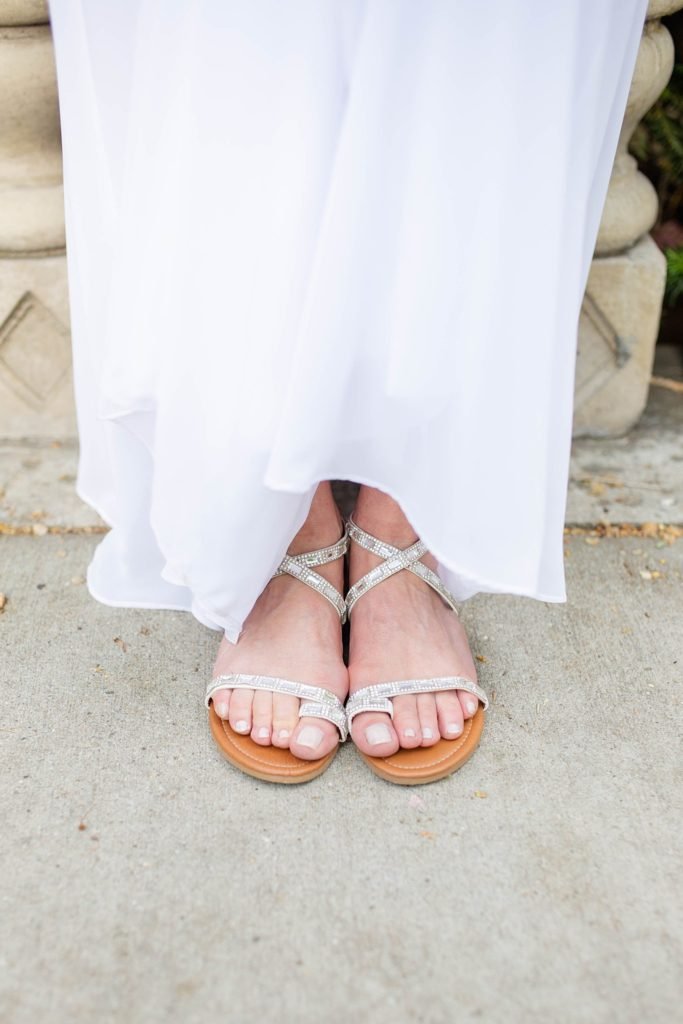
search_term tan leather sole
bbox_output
[208,704,338,784]
[357,707,486,785]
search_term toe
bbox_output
[417,694,439,746]
[458,690,479,720]
[272,693,300,748]
[228,688,253,736]
[435,691,464,740]
[350,711,399,757]
[251,690,273,745]
[211,688,231,720]
[290,717,340,761]
[391,695,422,748]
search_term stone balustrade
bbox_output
[574,0,683,436]
[0,0,73,438]
[0,1,681,440]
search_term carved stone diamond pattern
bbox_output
[574,289,635,414]
[0,291,71,410]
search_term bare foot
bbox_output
[347,488,480,758]
[209,484,348,761]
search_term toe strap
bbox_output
[206,674,349,742]
[345,676,489,728]
[344,695,395,723]
[298,699,348,741]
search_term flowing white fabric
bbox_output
[49,0,648,640]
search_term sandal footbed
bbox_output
[208,704,338,784]
[357,706,485,785]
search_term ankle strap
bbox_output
[345,516,459,617]
[272,525,349,622]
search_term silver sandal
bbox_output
[344,516,489,784]
[205,528,349,784]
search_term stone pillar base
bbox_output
[573,234,666,438]
[0,253,74,438]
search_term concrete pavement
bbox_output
[1,529,681,1023]
[1,352,682,1023]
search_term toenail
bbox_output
[257,727,270,739]
[297,725,324,750]
[404,728,416,738]
[465,700,477,715]
[278,729,290,739]
[366,723,392,746]
[234,720,249,733]
[446,723,462,736]
[215,702,229,719]
[422,727,434,739]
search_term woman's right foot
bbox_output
[209,486,349,761]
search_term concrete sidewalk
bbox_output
[2,357,682,1023]
[1,529,681,1023]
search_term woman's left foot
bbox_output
[347,522,480,757]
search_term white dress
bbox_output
[49,0,648,640]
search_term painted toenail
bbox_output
[422,727,434,739]
[466,700,477,715]
[278,729,290,739]
[234,720,249,733]
[215,702,229,719]
[446,723,462,736]
[297,725,324,749]
[366,723,392,746]
[404,728,416,738]
[257,727,270,739]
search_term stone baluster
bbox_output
[574,0,683,436]
[0,0,73,439]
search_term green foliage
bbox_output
[665,246,683,307]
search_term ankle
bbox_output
[353,487,419,548]
[288,483,343,555]
[289,519,343,555]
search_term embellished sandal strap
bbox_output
[206,674,348,742]
[345,677,489,729]
[345,517,459,617]
[272,526,349,623]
